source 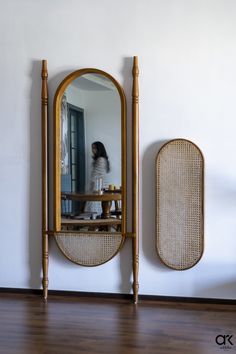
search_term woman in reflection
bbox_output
[91,141,110,189]
[84,141,110,215]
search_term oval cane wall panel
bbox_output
[156,139,204,270]
[55,233,124,266]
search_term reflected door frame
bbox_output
[67,103,85,194]
[67,104,85,215]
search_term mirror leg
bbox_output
[132,236,139,304]
[42,232,49,300]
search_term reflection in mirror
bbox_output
[60,73,122,232]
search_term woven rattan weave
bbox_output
[156,139,204,270]
[55,233,124,266]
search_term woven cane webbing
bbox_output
[156,139,204,270]
[54,233,123,266]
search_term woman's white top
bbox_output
[84,157,109,215]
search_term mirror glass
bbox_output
[60,73,122,232]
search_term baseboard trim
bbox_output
[0,287,235,305]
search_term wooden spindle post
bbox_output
[132,56,139,304]
[41,60,49,300]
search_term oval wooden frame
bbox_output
[156,138,204,270]
[53,68,127,236]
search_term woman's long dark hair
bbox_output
[92,141,110,172]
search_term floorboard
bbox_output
[0,293,235,354]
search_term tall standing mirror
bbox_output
[41,59,139,303]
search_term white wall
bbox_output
[66,84,121,190]
[83,90,121,190]
[1,0,236,299]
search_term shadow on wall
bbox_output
[142,140,171,271]
[120,57,133,235]
[118,57,133,294]
[28,60,43,289]
[118,240,132,293]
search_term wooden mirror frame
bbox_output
[41,58,139,303]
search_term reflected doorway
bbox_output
[61,104,85,216]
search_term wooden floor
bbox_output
[0,293,235,354]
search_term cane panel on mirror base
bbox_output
[54,233,124,266]
[156,139,204,270]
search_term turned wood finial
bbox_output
[132,56,139,76]
[41,60,48,105]
[41,60,48,77]
[132,56,139,103]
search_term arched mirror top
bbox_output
[54,68,126,107]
